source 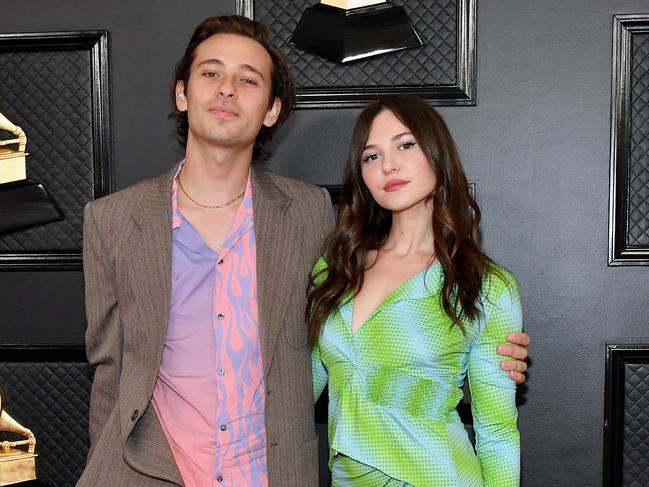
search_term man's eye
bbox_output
[204,71,219,77]
[241,78,257,85]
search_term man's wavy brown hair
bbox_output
[307,95,498,344]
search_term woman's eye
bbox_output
[204,71,219,78]
[362,153,379,163]
[399,141,416,150]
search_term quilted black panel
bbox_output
[0,361,92,487]
[255,0,457,89]
[623,363,649,487]
[629,32,649,247]
[0,48,95,252]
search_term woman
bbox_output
[308,96,521,486]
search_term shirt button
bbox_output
[218,259,224,265]
[216,475,223,482]
[220,424,227,431]
[217,313,225,320]
[219,368,227,376]
[131,409,139,421]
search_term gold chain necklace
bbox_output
[177,175,245,209]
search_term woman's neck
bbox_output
[381,203,435,258]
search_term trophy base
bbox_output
[0,150,27,184]
[290,3,423,64]
[0,179,63,235]
[0,449,37,486]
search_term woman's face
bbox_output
[360,109,437,214]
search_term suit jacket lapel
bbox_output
[121,165,182,484]
[126,165,175,399]
[253,168,304,375]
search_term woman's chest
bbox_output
[320,297,476,373]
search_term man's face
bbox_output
[176,33,281,155]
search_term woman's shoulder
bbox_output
[311,256,329,283]
[481,262,519,304]
[478,263,522,333]
[312,256,327,271]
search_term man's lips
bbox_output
[383,179,409,192]
[209,106,238,118]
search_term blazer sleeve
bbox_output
[467,272,522,487]
[318,186,335,248]
[83,202,123,454]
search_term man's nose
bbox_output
[218,76,236,98]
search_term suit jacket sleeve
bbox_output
[311,187,334,402]
[320,186,335,239]
[83,202,123,454]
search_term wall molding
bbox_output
[0,31,112,270]
[609,14,649,265]
[604,343,649,486]
[236,0,476,108]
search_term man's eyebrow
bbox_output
[196,59,225,68]
[196,59,265,80]
[239,63,265,80]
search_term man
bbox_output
[78,15,530,487]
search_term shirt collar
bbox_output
[171,162,183,229]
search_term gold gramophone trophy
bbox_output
[0,111,62,234]
[0,387,37,485]
[0,113,27,184]
[290,0,423,63]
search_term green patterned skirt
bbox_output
[331,455,412,487]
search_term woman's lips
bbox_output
[383,179,409,192]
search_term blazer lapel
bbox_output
[252,168,304,375]
[121,165,182,484]
[126,166,176,388]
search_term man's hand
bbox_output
[497,332,531,384]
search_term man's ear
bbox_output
[175,80,188,112]
[262,97,281,128]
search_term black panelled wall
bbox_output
[1,1,649,486]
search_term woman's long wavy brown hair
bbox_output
[307,95,498,344]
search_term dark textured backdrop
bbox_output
[1,1,649,486]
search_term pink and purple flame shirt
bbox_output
[151,165,268,487]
